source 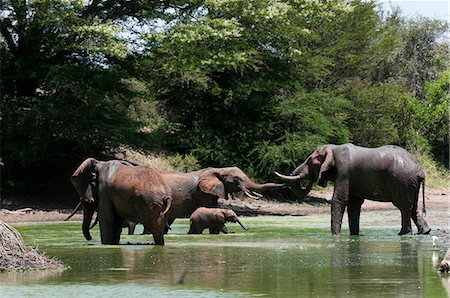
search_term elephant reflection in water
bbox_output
[117,245,233,287]
[330,238,421,296]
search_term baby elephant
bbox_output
[188,207,248,234]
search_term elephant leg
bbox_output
[111,215,123,244]
[220,225,230,234]
[188,221,203,234]
[413,212,431,234]
[99,195,122,244]
[410,191,431,235]
[209,227,220,234]
[140,209,166,245]
[128,221,137,235]
[347,197,364,235]
[100,214,123,244]
[330,182,349,235]
[398,208,413,235]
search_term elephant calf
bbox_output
[188,207,248,234]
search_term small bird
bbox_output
[432,235,439,247]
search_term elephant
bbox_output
[83,213,144,236]
[276,144,431,236]
[188,207,248,234]
[159,167,285,231]
[440,246,450,272]
[123,219,138,235]
[69,158,172,245]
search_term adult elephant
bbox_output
[188,207,248,234]
[70,158,172,245]
[276,144,431,236]
[160,167,285,230]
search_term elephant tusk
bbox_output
[275,172,302,181]
[64,200,82,221]
[251,191,263,198]
[227,193,235,200]
[244,189,259,199]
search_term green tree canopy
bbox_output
[1,0,448,195]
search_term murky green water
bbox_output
[1,215,449,297]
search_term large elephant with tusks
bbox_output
[276,144,431,236]
[70,158,172,245]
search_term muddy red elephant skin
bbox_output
[70,158,172,245]
[276,144,431,236]
[188,207,248,234]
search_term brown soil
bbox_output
[1,187,448,228]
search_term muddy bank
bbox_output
[1,187,447,226]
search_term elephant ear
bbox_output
[199,169,225,198]
[317,147,334,182]
[215,210,226,224]
[71,158,98,199]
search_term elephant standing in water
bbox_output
[276,144,431,236]
[160,167,284,231]
[188,207,248,234]
[70,158,172,245]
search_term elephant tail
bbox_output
[159,197,173,230]
[421,177,426,217]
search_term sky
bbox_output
[377,0,449,21]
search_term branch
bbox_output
[0,18,17,54]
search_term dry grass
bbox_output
[114,146,176,171]
[0,221,65,271]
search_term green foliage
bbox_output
[146,0,353,174]
[411,71,450,165]
[1,0,448,196]
[343,81,416,147]
[254,89,351,178]
[167,154,200,173]
[0,0,172,191]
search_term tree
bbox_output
[144,0,353,175]
[0,0,178,191]
[412,71,450,165]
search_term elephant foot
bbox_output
[440,261,450,272]
[414,227,431,235]
[398,231,412,236]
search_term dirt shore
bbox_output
[1,187,448,227]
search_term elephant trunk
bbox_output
[236,218,249,230]
[244,181,285,198]
[290,179,314,200]
[291,162,308,176]
[82,203,96,241]
[275,172,313,201]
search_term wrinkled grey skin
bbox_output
[188,207,248,234]
[70,158,172,245]
[276,144,431,236]
[161,167,284,231]
[79,166,284,236]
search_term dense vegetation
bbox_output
[1,0,448,197]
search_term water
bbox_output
[1,216,449,297]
